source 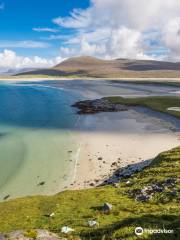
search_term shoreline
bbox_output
[70,131,180,190]
[0,76,180,83]
[69,98,180,190]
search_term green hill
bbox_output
[0,146,179,240]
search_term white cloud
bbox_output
[42,34,70,41]
[162,17,180,60]
[53,8,91,29]
[0,49,62,71]
[59,28,154,60]
[0,40,50,48]
[54,0,180,31]
[53,0,180,61]
[33,27,59,33]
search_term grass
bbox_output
[105,96,180,118]
[0,146,179,239]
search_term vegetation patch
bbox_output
[0,146,179,239]
[24,229,38,239]
[106,96,180,118]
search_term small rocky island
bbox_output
[72,98,129,114]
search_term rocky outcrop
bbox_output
[128,177,179,202]
[0,229,60,240]
[72,99,128,114]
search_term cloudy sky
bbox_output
[0,0,180,71]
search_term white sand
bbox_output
[0,77,180,83]
[70,132,180,189]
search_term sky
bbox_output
[0,0,180,71]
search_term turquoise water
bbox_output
[0,82,80,200]
[0,80,179,201]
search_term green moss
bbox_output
[24,229,37,239]
[105,96,180,118]
[0,147,179,240]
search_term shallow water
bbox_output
[34,80,180,98]
[0,83,80,200]
[0,80,179,200]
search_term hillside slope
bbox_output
[17,56,180,78]
[0,146,179,239]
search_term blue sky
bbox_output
[0,0,90,57]
[0,0,180,70]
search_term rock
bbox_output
[72,99,128,114]
[36,229,60,239]
[113,183,119,188]
[151,183,164,192]
[3,195,10,200]
[98,157,103,160]
[102,202,113,212]
[141,186,154,195]
[88,220,99,228]
[7,229,60,240]
[164,177,177,187]
[61,226,74,234]
[37,181,45,186]
[90,183,95,186]
[169,190,177,196]
[111,162,117,167]
[0,234,5,240]
[50,212,55,217]
[126,180,131,185]
[135,194,152,202]
[44,212,55,218]
[129,182,166,202]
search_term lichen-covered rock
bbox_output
[3,229,61,240]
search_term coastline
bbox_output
[70,131,180,190]
[0,76,180,83]
[69,97,180,190]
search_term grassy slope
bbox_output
[0,147,179,240]
[106,96,180,118]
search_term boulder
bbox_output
[61,226,74,234]
[102,202,113,212]
[88,220,99,228]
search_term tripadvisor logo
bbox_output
[135,227,174,236]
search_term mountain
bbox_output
[1,68,39,76]
[17,56,180,78]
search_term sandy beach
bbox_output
[0,79,179,200]
[0,76,180,83]
[70,131,180,189]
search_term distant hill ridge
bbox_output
[17,56,180,78]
